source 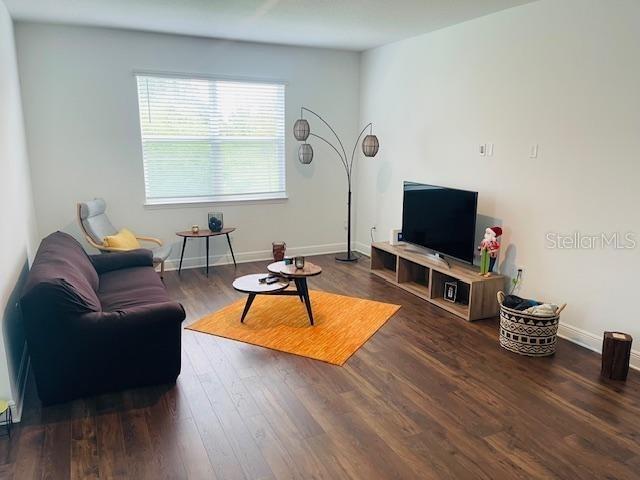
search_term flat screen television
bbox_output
[401,182,478,264]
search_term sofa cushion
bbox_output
[98,266,170,312]
[22,231,101,313]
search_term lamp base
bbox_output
[335,252,359,262]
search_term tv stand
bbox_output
[370,241,504,321]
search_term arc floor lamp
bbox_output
[294,107,380,262]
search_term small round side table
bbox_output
[176,227,236,276]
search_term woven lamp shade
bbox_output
[362,134,379,157]
[298,143,314,164]
[293,119,310,141]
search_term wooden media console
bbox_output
[370,241,504,321]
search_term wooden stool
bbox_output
[601,332,633,381]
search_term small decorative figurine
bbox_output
[272,241,286,261]
[294,256,305,269]
[478,226,502,276]
[191,225,199,234]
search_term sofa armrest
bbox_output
[84,301,184,328]
[90,249,154,274]
[77,301,185,332]
[116,301,186,327]
[33,302,184,404]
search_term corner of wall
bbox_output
[0,0,38,421]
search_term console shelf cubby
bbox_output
[370,241,504,321]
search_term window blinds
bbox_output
[136,74,286,204]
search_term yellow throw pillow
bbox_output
[103,228,141,250]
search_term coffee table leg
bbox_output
[294,278,304,302]
[299,279,314,326]
[226,233,237,267]
[241,293,256,323]
[178,237,187,275]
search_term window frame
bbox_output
[133,71,288,206]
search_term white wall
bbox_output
[356,0,640,365]
[15,23,360,267]
[0,0,38,419]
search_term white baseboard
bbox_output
[557,323,639,371]
[10,343,29,422]
[164,242,347,271]
[354,241,370,257]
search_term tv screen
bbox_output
[401,182,478,264]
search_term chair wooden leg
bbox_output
[160,260,165,279]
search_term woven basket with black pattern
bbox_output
[497,291,566,357]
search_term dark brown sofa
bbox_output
[20,231,185,405]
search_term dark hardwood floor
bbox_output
[1,254,640,479]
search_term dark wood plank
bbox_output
[11,424,44,480]
[40,404,72,480]
[70,398,100,480]
[179,336,244,480]
[95,410,127,480]
[173,416,217,479]
[143,387,188,480]
[119,403,161,480]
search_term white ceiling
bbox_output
[4,0,536,51]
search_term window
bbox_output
[135,74,286,204]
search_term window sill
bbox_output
[144,193,288,209]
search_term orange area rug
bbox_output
[187,290,400,365]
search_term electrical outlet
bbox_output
[529,144,538,158]
[510,266,525,293]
